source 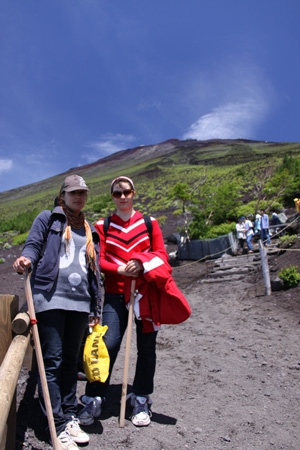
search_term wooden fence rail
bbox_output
[0,295,31,450]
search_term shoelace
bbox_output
[133,401,150,416]
[79,400,96,415]
[59,430,74,443]
[69,416,81,431]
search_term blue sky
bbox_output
[1,1,300,192]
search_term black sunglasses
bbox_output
[112,189,133,198]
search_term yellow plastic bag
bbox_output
[83,324,110,383]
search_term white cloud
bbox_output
[0,159,12,172]
[182,60,272,141]
[83,133,136,162]
[183,99,267,140]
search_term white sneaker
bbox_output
[65,416,89,444]
[56,430,78,449]
[130,395,152,427]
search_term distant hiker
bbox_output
[260,209,271,246]
[13,175,101,449]
[254,213,261,236]
[244,216,254,253]
[294,198,300,212]
[236,217,246,253]
[80,175,190,428]
[270,212,282,235]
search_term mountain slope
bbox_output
[1,138,299,228]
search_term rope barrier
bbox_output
[273,247,300,252]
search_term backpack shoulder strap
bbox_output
[103,216,112,237]
[143,214,153,237]
[143,214,153,249]
[40,210,57,258]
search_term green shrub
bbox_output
[12,233,28,246]
[91,194,112,213]
[188,210,209,239]
[0,208,40,234]
[203,222,237,239]
[0,258,4,264]
[278,265,300,288]
[278,235,297,248]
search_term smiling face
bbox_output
[111,181,135,214]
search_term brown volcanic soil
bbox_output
[1,231,300,449]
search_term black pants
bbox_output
[85,293,157,398]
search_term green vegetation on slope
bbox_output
[1,139,300,243]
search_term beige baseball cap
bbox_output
[61,175,89,192]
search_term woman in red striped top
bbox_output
[80,176,169,427]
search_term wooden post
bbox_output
[0,294,19,450]
[11,311,35,371]
[0,333,30,446]
[11,311,37,370]
[259,240,271,296]
[11,311,30,335]
[0,295,19,362]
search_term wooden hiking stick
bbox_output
[24,270,59,449]
[119,279,136,428]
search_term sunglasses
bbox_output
[112,189,133,198]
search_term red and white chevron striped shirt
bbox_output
[95,211,168,294]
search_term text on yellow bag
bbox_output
[83,324,110,383]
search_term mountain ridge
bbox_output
[1,137,296,199]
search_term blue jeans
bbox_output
[36,309,88,434]
[246,233,253,251]
[261,228,270,245]
[85,293,157,398]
